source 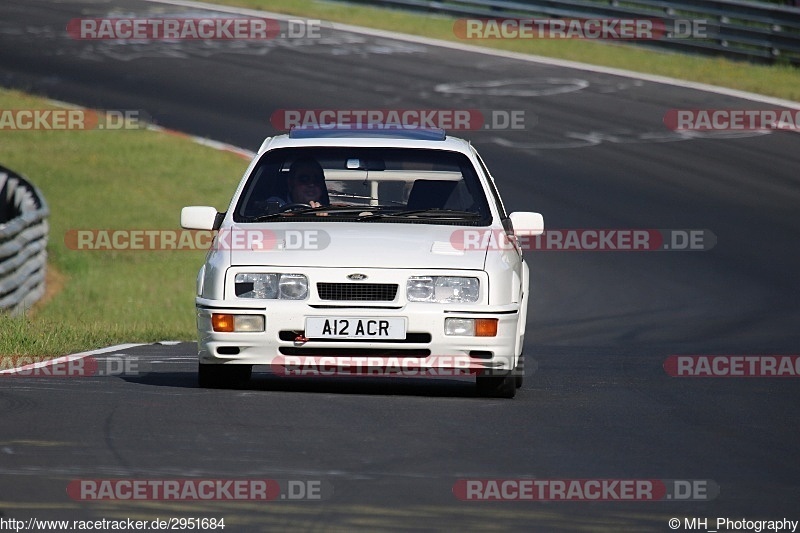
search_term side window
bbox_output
[473,150,507,219]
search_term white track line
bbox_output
[43,98,254,160]
[145,0,799,108]
[0,343,146,375]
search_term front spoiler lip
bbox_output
[199,354,512,378]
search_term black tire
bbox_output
[476,372,516,399]
[514,354,524,389]
[198,363,252,389]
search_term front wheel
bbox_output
[514,354,525,389]
[476,372,516,399]
[198,363,252,389]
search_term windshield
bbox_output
[233,147,492,225]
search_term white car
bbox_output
[181,127,544,398]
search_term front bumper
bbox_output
[195,299,521,372]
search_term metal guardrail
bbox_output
[351,0,800,65]
[0,165,49,315]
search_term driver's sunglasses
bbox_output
[292,174,323,186]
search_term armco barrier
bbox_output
[352,0,800,65]
[0,165,49,315]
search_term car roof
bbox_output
[257,128,474,155]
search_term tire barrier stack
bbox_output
[0,165,49,315]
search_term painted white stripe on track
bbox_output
[0,343,146,375]
[144,0,799,108]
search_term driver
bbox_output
[270,157,330,208]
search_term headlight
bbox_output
[407,276,434,301]
[407,276,480,303]
[278,274,308,300]
[235,273,307,300]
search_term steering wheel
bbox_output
[278,203,312,212]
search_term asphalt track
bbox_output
[1,0,800,530]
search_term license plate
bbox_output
[305,317,406,339]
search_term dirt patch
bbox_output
[28,262,67,317]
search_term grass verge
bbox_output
[0,89,248,357]
[209,0,799,102]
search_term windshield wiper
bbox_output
[356,208,482,221]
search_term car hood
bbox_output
[226,222,489,270]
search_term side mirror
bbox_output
[509,212,544,236]
[181,206,219,230]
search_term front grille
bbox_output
[317,283,398,301]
